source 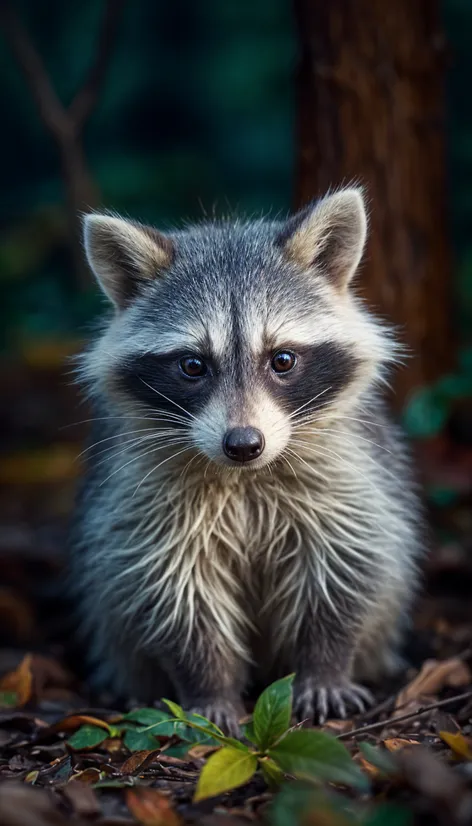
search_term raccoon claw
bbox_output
[293,679,374,725]
[188,699,243,738]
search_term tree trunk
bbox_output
[294,0,453,408]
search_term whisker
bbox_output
[179,451,204,479]
[93,435,190,470]
[139,378,198,422]
[271,388,333,433]
[75,427,184,460]
[62,411,191,430]
[289,440,395,507]
[287,387,333,421]
[99,440,189,487]
[132,446,194,497]
[302,413,390,429]
[293,427,391,454]
[291,436,399,486]
[280,451,298,479]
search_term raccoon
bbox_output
[72,187,423,733]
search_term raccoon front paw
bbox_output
[293,677,374,725]
[188,698,244,738]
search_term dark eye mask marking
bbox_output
[266,342,360,416]
[116,352,214,419]
[116,342,360,424]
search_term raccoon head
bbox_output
[82,188,395,471]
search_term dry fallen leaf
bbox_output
[395,657,472,712]
[48,714,113,734]
[439,730,472,760]
[120,749,161,775]
[356,756,381,779]
[126,787,182,826]
[69,767,102,784]
[384,738,421,752]
[27,655,73,700]
[0,655,33,707]
[322,720,354,735]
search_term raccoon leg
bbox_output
[162,631,248,737]
[290,598,374,724]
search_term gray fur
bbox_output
[71,189,424,731]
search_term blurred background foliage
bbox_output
[0,0,294,352]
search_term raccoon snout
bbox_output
[223,427,265,463]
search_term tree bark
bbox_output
[294,0,453,408]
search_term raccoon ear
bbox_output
[83,214,174,309]
[279,188,367,290]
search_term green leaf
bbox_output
[67,725,108,750]
[177,714,222,746]
[269,730,369,791]
[123,728,160,752]
[161,698,186,719]
[363,803,413,826]
[402,386,449,439]
[260,756,285,788]
[0,691,18,707]
[242,720,258,743]
[161,717,246,749]
[124,708,172,726]
[358,742,397,775]
[193,746,258,801]
[252,674,294,750]
[125,708,178,738]
[163,742,192,758]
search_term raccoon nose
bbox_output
[223,427,265,462]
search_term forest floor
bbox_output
[2,517,472,826]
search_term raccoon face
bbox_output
[82,189,394,471]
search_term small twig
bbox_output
[337,689,472,741]
[0,0,125,138]
[0,1,67,137]
[354,694,395,723]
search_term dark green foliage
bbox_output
[0,0,294,351]
[67,724,108,749]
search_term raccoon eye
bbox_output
[179,355,207,378]
[271,350,297,374]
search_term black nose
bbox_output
[223,427,265,463]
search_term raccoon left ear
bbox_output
[83,214,174,310]
[279,188,367,291]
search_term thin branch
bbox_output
[337,689,472,741]
[0,1,68,137]
[69,0,126,128]
[0,0,125,136]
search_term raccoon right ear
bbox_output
[83,214,174,310]
[278,188,367,291]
